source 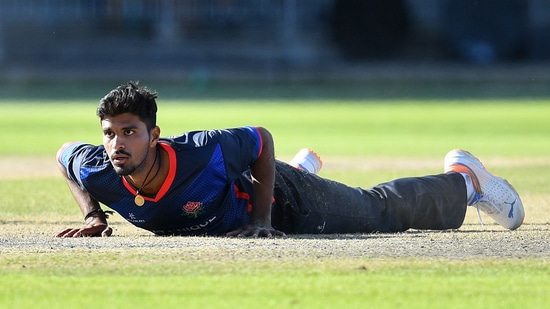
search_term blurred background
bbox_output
[0,0,549,96]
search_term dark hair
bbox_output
[96,81,158,130]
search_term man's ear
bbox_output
[150,126,161,145]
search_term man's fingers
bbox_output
[101,226,113,237]
[55,228,72,237]
[226,227,245,237]
[226,224,286,238]
[55,225,112,238]
[55,228,81,238]
[256,229,272,238]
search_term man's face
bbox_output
[101,113,152,176]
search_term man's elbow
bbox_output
[56,142,77,174]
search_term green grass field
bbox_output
[1,86,549,308]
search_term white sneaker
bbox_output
[289,148,323,174]
[444,149,525,230]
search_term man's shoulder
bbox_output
[160,128,244,146]
[58,142,105,162]
[69,144,109,170]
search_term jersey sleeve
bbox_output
[57,142,106,190]
[216,126,263,176]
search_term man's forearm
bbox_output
[250,127,276,225]
[64,177,104,221]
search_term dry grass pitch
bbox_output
[1,156,548,261]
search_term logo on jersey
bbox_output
[127,212,145,224]
[183,201,204,218]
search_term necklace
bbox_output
[126,148,161,206]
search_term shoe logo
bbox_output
[504,199,516,218]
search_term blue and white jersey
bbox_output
[58,126,263,236]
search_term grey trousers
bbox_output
[271,161,468,234]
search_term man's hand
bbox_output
[226,224,286,238]
[56,217,112,237]
[57,147,114,237]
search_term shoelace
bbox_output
[471,193,502,228]
[475,204,485,228]
[469,192,484,227]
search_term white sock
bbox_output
[460,172,476,204]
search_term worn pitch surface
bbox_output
[1,156,548,260]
